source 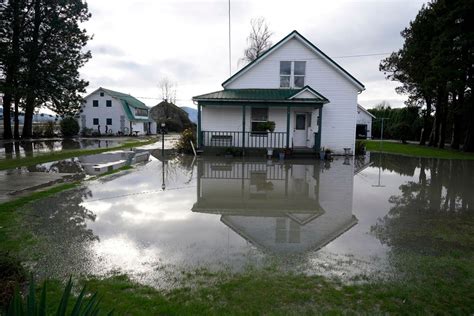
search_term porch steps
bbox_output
[291,148,318,159]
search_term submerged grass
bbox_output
[0,138,157,170]
[0,183,80,254]
[37,258,474,315]
[366,140,474,160]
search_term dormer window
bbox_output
[135,108,148,116]
[280,61,306,88]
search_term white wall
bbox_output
[80,90,151,135]
[356,107,373,139]
[225,38,360,154]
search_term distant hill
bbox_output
[180,106,197,123]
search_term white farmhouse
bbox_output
[356,104,375,139]
[79,87,155,135]
[193,30,365,154]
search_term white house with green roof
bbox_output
[79,87,155,135]
[193,30,365,154]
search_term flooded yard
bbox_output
[16,152,474,288]
[0,138,124,159]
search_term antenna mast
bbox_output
[228,0,231,76]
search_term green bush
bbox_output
[60,117,80,138]
[7,276,112,315]
[391,122,412,144]
[176,128,196,154]
[256,121,275,132]
[0,254,26,309]
[355,140,366,155]
[44,121,56,138]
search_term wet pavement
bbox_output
[16,153,474,288]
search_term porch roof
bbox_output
[193,86,329,104]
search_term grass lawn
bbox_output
[366,140,474,160]
[0,137,158,171]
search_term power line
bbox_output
[121,51,392,102]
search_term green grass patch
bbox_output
[0,138,157,171]
[366,140,474,160]
[0,183,79,255]
[36,262,474,315]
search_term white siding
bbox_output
[356,107,373,139]
[225,38,360,154]
[80,90,151,135]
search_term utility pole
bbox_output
[228,0,231,76]
[377,117,389,150]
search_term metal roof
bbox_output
[193,87,329,103]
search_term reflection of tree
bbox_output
[24,186,99,277]
[372,156,474,255]
[61,139,81,150]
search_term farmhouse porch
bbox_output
[193,87,329,151]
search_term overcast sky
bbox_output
[81,0,427,109]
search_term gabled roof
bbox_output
[84,87,151,122]
[193,87,329,103]
[357,104,376,118]
[222,30,365,91]
[100,88,149,110]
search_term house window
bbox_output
[92,100,99,107]
[251,107,269,132]
[294,61,306,88]
[106,100,112,107]
[93,118,99,125]
[100,92,104,97]
[135,108,148,116]
[280,61,291,88]
[106,118,112,125]
[279,61,306,88]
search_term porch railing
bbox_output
[201,131,287,149]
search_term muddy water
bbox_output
[21,153,474,288]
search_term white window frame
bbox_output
[279,61,306,89]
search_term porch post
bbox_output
[286,105,290,148]
[197,103,202,148]
[317,106,323,151]
[242,105,246,149]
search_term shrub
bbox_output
[355,140,366,155]
[60,117,80,137]
[0,253,26,309]
[391,122,412,144]
[7,276,112,315]
[176,128,196,154]
[32,125,44,138]
[43,121,56,138]
[256,121,275,132]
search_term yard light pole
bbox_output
[161,122,166,155]
[161,159,166,191]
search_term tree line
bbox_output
[380,0,474,152]
[0,0,91,139]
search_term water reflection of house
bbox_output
[192,158,358,253]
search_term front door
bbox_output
[293,113,307,147]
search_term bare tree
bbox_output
[241,17,273,65]
[158,77,177,104]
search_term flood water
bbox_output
[20,153,474,288]
[0,138,124,159]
